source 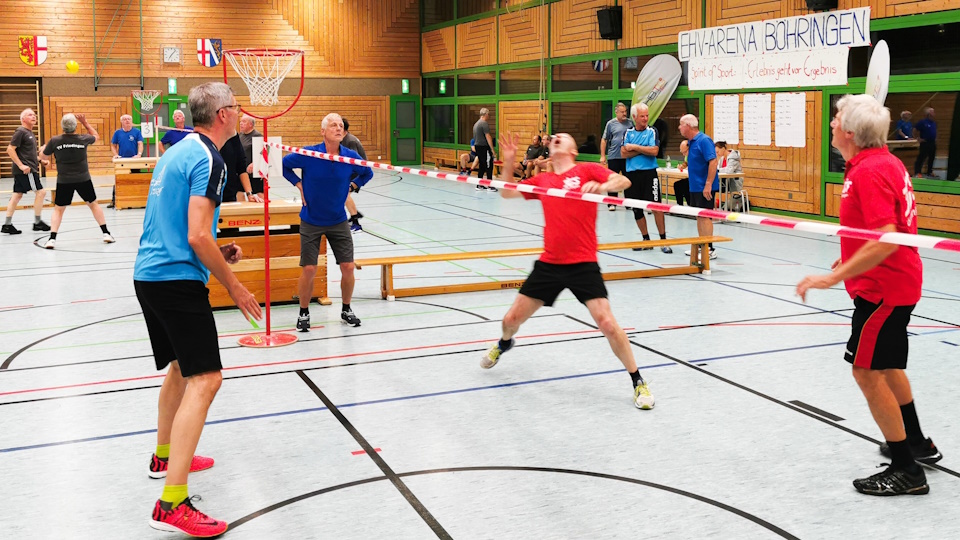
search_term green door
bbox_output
[390,95,420,165]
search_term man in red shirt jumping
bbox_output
[480,132,654,410]
[797,94,941,496]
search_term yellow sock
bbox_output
[160,484,189,508]
[156,444,170,459]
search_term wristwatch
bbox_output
[245,191,253,199]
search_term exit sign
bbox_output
[168,78,177,94]
[401,79,410,94]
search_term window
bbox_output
[457,0,498,19]
[655,99,699,160]
[618,53,686,90]
[459,104,496,146]
[829,92,959,179]
[500,67,543,95]
[422,0,454,27]
[458,72,495,96]
[423,78,451,98]
[425,105,455,144]
[552,60,613,93]
[551,101,613,155]
[873,23,960,76]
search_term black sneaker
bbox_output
[853,465,929,496]
[879,438,943,465]
[33,220,50,231]
[296,313,310,332]
[341,310,361,327]
[632,246,653,251]
[1,224,21,235]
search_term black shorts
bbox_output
[519,260,608,307]
[689,190,718,210]
[845,296,915,370]
[54,180,97,206]
[13,172,43,193]
[625,169,661,219]
[300,220,353,265]
[135,280,222,377]
[607,158,627,175]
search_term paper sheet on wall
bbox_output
[712,94,739,145]
[743,93,771,146]
[775,92,806,147]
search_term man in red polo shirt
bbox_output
[479,132,654,410]
[797,94,940,496]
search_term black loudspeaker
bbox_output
[597,7,622,40]
[805,0,838,11]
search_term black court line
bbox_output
[563,314,960,480]
[295,371,452,539]
[393,299,490,321]
[788,400,845,422]
[361,229,399,245]
[0,312,140,370]
[229,465,799,539]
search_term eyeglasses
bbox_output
[219,104,242,113]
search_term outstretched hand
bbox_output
[498,132,520,164]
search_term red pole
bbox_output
[262,120,272,336]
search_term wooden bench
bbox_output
[113,157,159,209]
[207,254,331,308]
[354,236,732,300]
[434,157,503,176]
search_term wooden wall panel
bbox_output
[423,146,459,166]
[499,6,548,65]
[550,0,615,59]
[0,0,419,80]
[622,0,701,49]
[422,27,457,73]
[826,182,960,234]
[705,92,822,214]
[498,101,543,147]
[245,96,391,162]
[707,0,808,26]
[457,18,497,69]
[42,96,130,176]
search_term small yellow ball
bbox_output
[66,60,80,74]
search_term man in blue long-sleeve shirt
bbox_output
[283,113,373,331]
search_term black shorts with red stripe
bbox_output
[845,296,915,370]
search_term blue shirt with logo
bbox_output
[687,131,719,192]
[134,133,226,283]
[161,126,194,147]
[914,118,936,141]
[623,126,659,172]
[111,128,143,157]
[282,142,373,227]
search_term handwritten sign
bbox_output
[713,95,739,144]
[775,93,807,148]
[687,48,849,90]
[743,94,771,146]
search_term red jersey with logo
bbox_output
[522,162,612,264]
[839,146,922,306]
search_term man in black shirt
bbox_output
[3,108,49,234]
[220,133,262,204]
[41,113,114,249]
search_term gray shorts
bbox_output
[300,220,354,266]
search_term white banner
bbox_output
[687,48,849,90]
[678,7,870,61]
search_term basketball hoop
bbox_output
[131,90,162,156]
[132,89,161,114]
[223,48,305,348]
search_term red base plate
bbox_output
[238,332,299,348]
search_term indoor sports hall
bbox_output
[2,1,960,539]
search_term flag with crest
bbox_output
[18,36,47,66]
[197,38,222,67]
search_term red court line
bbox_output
[217,327,302,339]
[351,448,382,455]
[71,299,106,304]
[0,328,627,397]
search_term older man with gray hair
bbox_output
[473,107,497,191]
[679,113,719,260]
[798,94,939,497]
[238,114,263,182]
[158,109,193,155]
[3,108,49,234]
[41,113,113,249]
[621,102,670,252]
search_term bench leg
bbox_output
[381,264,395,300]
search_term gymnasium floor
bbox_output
[1,169,958,539]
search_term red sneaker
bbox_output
[148,454,215,479]
[150,497,228,537]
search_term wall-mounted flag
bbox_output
[18,36,47,66]
[592,59,611,73]
[197,39,222,67]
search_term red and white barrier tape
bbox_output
[268,141,960,254]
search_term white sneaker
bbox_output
[709,248,717,260]
[43,238,56,249]
[103,233,116,244]
[684,249,691,256]
[634,380,655,410]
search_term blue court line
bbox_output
[5,326,957,455]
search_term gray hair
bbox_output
[62,113,78,134]
[172,109,186,120]
[900,110,911,120]
[188,82,233,128]
[835,94,890,149]
[120,114,132,122]
[479,108,489,117]
[321,113,343,131]
[924,107,934,116]
[241,114,256,126]
[615,102,628,111]
[679,114,698,128]
[630,103,649,119]
[20,109,34,122]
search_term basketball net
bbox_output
[223,48,305,348]
[131,90,161,156]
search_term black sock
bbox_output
[659,233,667,240]
[709,242,714,250]
[299,307,309,316]
[887,439,920,472]
[100,224,109,234]
[35,215,42,224]
[642,234,651,241]
[629,369,643,387]
[900,401,926,444]
[342,303,351,312]
[498,338,513,352]
[49,231,58,240]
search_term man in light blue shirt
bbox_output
[621,103,671,253]
[283,112,373,331]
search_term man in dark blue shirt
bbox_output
[913,107,937,178]
[283,112,373,331]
